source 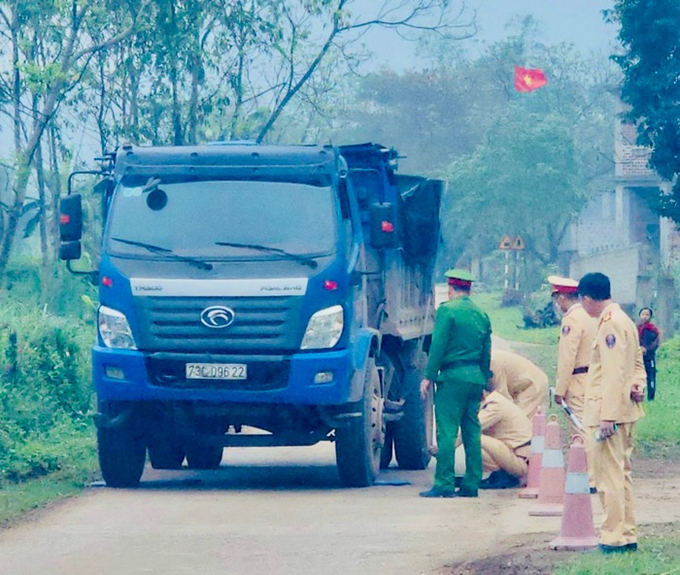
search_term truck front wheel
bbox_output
[97,406,146,488]
[335,358,384,487]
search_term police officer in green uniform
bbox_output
[419,269,492,498]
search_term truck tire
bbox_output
[185,443,223,470]
[335,358,384,487]
[148,440,185,470]
[394,385,433,470]
[380,424,394,469]
[97,413,146,488]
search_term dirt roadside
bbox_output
[441,456,680,574]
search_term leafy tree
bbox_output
[434,21,616,276]
[606,1,680,221]
[0,0,151,279]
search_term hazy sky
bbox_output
[365,0,618,69]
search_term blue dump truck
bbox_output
[59,142,442,487]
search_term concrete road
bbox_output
[3,442,678,575]
[0,443,559,575]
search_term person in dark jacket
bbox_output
[637,307,660,401]
[419,269,492,498]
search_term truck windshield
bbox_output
[105,180,338,260]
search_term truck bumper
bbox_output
[93,346,356,405]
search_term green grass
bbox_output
[554,523,680,575]
[0,434,97,525]
[474,292,560,346]
[634,336,680,457]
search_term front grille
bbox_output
[134,296,303,352]
[146,355,290,391]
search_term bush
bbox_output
[0,304,94,483]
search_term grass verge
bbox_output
[554,522,680,575]
[0,436,97,525]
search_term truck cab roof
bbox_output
[114,143,340,186]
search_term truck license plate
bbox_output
[186,363,247,380]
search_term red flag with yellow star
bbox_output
[514,66,547,92]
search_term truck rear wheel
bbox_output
[97,409,146,488]
[335,358,384,487]
[394,385,433,470]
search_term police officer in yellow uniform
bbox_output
[549,275,598,488]
[550,275,597,427]
[454,383,533,489]
[578,272,646,554]
[489,349,549,420]
[419,269,492,498]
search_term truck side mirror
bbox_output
[59,194,83,261]
[59,241,82,261]
[369,202,399,249]
[60,194,83,241]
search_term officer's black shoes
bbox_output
[419,487,456,498]
[478,470,520,490]
[454,487,478,498]
[589,486,598,494]
[598,543,637,554]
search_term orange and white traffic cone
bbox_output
[549,435,598,550]
[519,406,546,499]
[529,414,565,516]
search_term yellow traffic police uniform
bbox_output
[556,302,597,428]
[585,303,646,549]
[478,391,532,478]
[454,390,532,479]
[490,349,549,420]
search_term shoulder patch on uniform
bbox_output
[605,333,616,349]
[561,324,571,336]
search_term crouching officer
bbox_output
[489,349,549,420]
[419,269,492,498]
[453,381,533,489]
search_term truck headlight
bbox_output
[98,305,137,350]
[300,305,344,350]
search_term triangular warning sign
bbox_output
[512,235,525,250]
[499,234,512,250]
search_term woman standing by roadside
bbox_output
[637,307,660,401]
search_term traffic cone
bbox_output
[549,435,598,550]
[529,414,565,516]
[519,406,546,499]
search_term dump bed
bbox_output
[340,143,443,340]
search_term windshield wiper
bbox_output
[112,237,213,271]
[215,241,318,268]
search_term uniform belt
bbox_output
[441,359,480,371]
[572,366,589,375]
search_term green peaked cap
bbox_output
[444,268,474,282]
